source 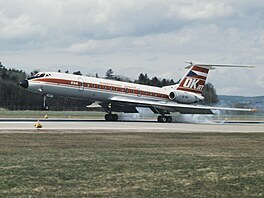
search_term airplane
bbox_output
[19,62,256,122]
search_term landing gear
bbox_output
[43,105,49,110]
[42,95,49,110]
[157,116,172,123]
[103,102,118,121]
[105,113,118,121]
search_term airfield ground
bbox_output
[0,110,263,197]
[0,132,264,197]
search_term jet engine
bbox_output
[168,91,201,104]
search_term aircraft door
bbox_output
[137,89,141,97]
[78,77,84,92]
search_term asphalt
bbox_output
[0,119,263,133]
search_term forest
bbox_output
[0,62,218,111]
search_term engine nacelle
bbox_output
[168,91,201,104]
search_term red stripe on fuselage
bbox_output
[32,78,169,99]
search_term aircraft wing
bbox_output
[110,96,256,114]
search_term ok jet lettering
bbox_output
[183,78,203,90]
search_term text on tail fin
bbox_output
[177,66,209,94]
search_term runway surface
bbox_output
[0,119,263,133]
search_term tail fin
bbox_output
[176,62,254,95]
[177,64,209,95]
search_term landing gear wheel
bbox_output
[105,114,118,121]
[43,105,49,111]
[113,114,118,121]
[158,116,163,122]
[105,114,111,121]
[157,116,172,123]
[158,116,167,123]
[166,116,172,123]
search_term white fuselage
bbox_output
[27,72,170,102]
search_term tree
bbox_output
[160,78,175,87]
[150,76,162,87]
[202,83,219,104]
[136,73,150,85]
[73,71,82,76]
[105,69,114,79]
[114,75,131,82]
[30,69,40,77]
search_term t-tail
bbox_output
[165,62,254,104]
[176,62,255,95]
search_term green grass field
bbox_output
[0,132,264,197]
[0,110,105,119]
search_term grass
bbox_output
[0,110,105,119]
[0,132,264,197]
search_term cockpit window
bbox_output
[27,72,48,80]
[38,73,45,77]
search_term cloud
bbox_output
[0,0,263,96]
[0,13,45,51]
[168,1,234,20]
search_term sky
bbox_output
[0,0,263,96]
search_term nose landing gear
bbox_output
[42,95,49,110]
[42,94,53,110]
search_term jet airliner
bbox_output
[19,62,255,122]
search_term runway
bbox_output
[0,119,263,133]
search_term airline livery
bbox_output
[19,62,255,122]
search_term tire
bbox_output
[105,114,110,121]
[162,116,167,123]
[113,114,118,121]
[105,114,118,121]
[166,116,172,123]
[43,105,49,111]
[158,116,167,123]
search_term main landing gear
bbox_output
[105,113,118,121]
[157,115,172,123]
[104,102,119,121]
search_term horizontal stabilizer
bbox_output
[185,62,255,70]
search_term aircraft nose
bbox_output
[19,80,29,89]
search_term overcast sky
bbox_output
[0,0,263,96]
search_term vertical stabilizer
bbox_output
[177,65,209,95]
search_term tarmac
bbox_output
[0,119,263,133]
